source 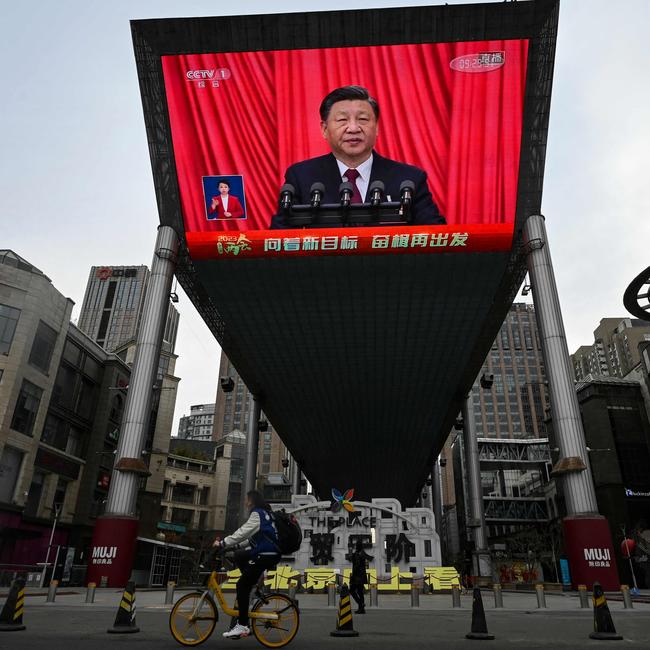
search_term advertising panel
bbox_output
[161,40,528,258]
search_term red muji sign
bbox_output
[86,516,139,587]
[563,516,619,591]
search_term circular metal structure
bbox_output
[624,266,650,321]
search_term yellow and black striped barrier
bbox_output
[330,584,359,637]
[107,580,140,634]
[0,578,26,632]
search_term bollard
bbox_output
[452,584,461,608]
[410,583,420,608]
[165,581,175,605]
[327,582,337,607]
[621,585,633,609]
[288,580,298,605]
[578,584,589,609]
[535,583,546,609]
[369,584,378,608]
[85,582,96,604]
[493,583,503,609]
[46,580,59,603]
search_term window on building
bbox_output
[51,364,77,409]
[24,470,45,517]
[109,394,124,422]
[83,355,102,381]
[62,340,81,366]
[75,378,97,420]
[198,510,208,529]
[11,380,43,436]
[104,281,117,309]
[97,310,111,343]
[424,539,432,557]
[53,478,68,512]
[0,446,24,503]
[172,483,195,504]
[66,427,85,458]
[199,487,210,505]
[41,413,68,449]
[171,507,194,527]
[0,304,20,355]
[28,321,58,374]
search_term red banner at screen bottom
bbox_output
[186,223,515,260]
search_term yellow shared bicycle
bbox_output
[169,550,300,647]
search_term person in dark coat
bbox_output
[349,539,368,614]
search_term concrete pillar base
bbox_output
[563,515,619,591]
[86,516,138,587]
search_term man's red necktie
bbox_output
[344,168,363,204]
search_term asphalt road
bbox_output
[3,606,650,650]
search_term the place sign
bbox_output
[308,512,377,530]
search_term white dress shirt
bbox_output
[335,154,373,202]
[221,194,229,212]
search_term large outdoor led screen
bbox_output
[161,40,528,258]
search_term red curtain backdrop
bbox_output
[162,40,528,233]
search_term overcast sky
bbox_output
[2,0,649,434]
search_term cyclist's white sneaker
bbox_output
[223,623,250,639]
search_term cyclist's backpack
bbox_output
[272,510,302,554]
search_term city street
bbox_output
[3,591,650,650]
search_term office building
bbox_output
[0,251,132,575]
[444,302,555,569]
[77,263,181,541]
[178,403,215,441]
[77,265,179,354]
[571,318,650,381]
[213,353,287,477]
[547,375,650,587]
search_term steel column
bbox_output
[462,397,491,579]
[292,460,301,496]
[241,395,262,521]
[523,215,597,513]
[432,461,443,535]
[105,225,179,516]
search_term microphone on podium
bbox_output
[399,180,415,219]
[310,182,325,209]
[279,183,295,211]
[339,181,354,208]
[368,180,385,207]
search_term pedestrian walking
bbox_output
[349,539,368,614]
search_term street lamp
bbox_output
[39,502,62,588]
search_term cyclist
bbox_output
[213,490,281,640]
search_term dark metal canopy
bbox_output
[131,0,559,505]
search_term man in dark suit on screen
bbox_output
[270,85,445,229]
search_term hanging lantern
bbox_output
[621,538,636,558]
